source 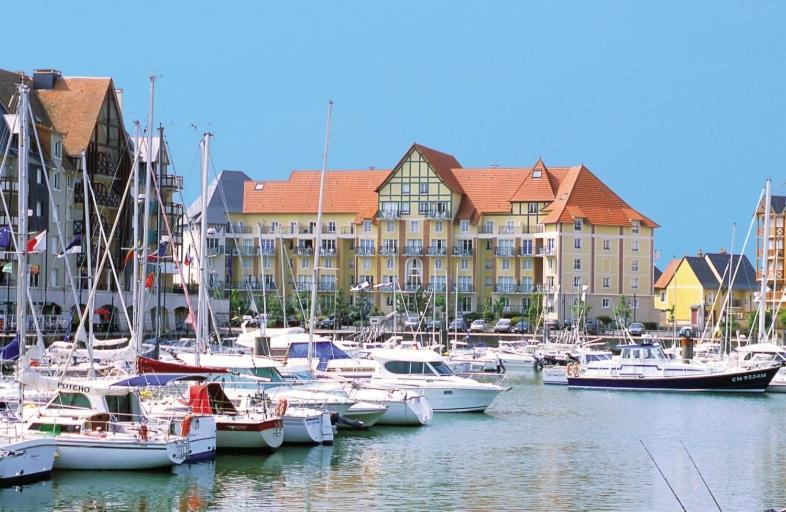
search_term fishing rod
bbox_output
[681,441,723,511]
[640,440,686,512]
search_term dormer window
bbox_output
[532,170,542,178]
[574,219,583,231]
[632,220,640,234]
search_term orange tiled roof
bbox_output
[243,169,391,222]
[453,168,540,223]
[654,258,680,289]
[34,77,112,156]
[377,143,463,193]
[540,165,658,228]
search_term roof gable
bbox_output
[704,253,758,291]
[376,143,463,193]
[654,258,680,289]
[684,256,720,288]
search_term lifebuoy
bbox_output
[181,415,193,437]
[275,398,288,417]
[139,424,149,441]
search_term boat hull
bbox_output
[567,366,781,392]
[52,436,187,470]
[216,418,283,450]
[377,396,433,426]
[171,415,216,464]
[419,387,503,413]
[0,437,56,486]
[282,410,333,445]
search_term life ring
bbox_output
[275,398,288,417]
[567,363,581,377]
[181,414,193,437]
[566,363,575,377]
[139,424,148,441]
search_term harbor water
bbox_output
[3,371,786,511]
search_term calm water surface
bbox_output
[3,372,786,511]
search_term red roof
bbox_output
[376,143,463,193]
[654,258,680,289]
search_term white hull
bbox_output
[0,437,56,484]
[52,435,187,470]
[419,386,503,412]
[542,366,568,385]
[170,415,216,463]
[377,396,433,426]
[767,381,786,393]
[342,402,387,427]
[282,410,334,445]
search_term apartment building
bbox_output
[203,143,658,323]
[757,195,786,313]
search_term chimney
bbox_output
[114,88,124,114]
[719,248,726,254]
[32,69,61,90]
[697,249,703,257]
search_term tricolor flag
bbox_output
[0,226,11,250]
[26,230,46,253]
[351,281,371,292]
[147,241,169,262]
[183,248,192,266]
[57,233,82,258]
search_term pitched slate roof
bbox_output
[704,253,758,291]
[0,69,52,128]
[684,256,721,288]
[654,266,662,284]
[654,258,680,289]
[188,170,253,224]
[34,76,112,156]
[243,169,390,223]
[769,195,786,215]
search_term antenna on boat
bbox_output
[680,441,723,511]
[640,440,686,511]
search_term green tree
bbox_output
[492,297,506,319]
[748,310,773,341]
[526,293,543,328]
[616,296,632,327]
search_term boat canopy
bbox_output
[287,341,351,371]
[111,373,207,388]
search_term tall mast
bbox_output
[137,76,155,344]
[307,101,333,377]
[15,84,29,368]
[156,124,164,340]
[258,223,268,337]
[726,223,735,353]
[131,121,140,341]
[759,179,772,343]
[280,234,286,330]
[81,151,94,377]
[196,133,212,365]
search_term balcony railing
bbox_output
[322,224,337,234]
[159,174,184,191]
[404,246,423,256]
[340,226,355,235]
[295,246,313,256]
[320,247,337,256]
[520,247,533,256]
[404,283,422,292]
[379,246,398,256]
[227,223,253,234]
[318,281,337,291]
[0,178,18,193]
[426,246,447,256]
[498,226,517,235]
[427,283,447,292]
[74,184,120,208]
[453,247,473,256]
[242,246,259,256]
[356,247,375,256]
[424,210,451,219]
[379,210,400,219]
[478,225,494,234]
[495,247,515,257]
[206,246,224,256]
[494,284,519,293]
[454,283,474,293]
[260,246,275,255]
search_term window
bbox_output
[484,276,492,286]
[363,220,372,233]
[632,240,639,252]
[602,277,611,288]
[386,296,394,307]
[631,260,639,272]
[400,202,410,215]
[387,221,395,233]
[50,269,59,287]
[363,259,371,270]
[528,202,538,214]
[460,220,469,232]
[29,271,39,288]
[36,201,42,217]
[574,258,582,270]
[632,221,640,235]
[460,259,469,271]
[660,291,666,302]
[301,257,308,267]
[522,259,533,271]
[419,183,428,194]
[327,221,336,233]
[435,258,443,270]
[484,220,493,233]
[602,298,610,308]
[324,257,333,268]
[485,259,493,270]
[573,276,582,288]
[502,259,511,270]
[51,236,59,256]
[574,219,582,231]
[574,238,582,250]
[243,259,252,271]
[603,239,611,251]
[435,221,443,232]
[521,239,532,255]
[632,277,639,289]
[387,258,394,270]
[401,183,410,195]
[52,171,61,190]
[53,140,62,158]
[410,220,419,233]
[51,392,91,410]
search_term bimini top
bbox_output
[176,353,283,370]
[371,349,444,364]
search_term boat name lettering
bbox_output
[731,373,766,383]
[57,383,92,393]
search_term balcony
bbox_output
[295,246,313,256]
[453,247,473,256]
[356,247,375,256]
[478,225,494,234]
[494,283,520,294]
[520,247,534,256]
[426,246,447,256]
[318,281,337,291]
[241,246,259,256]
[206,245,225,256]
[379,246,399,256]
[74,183,120,208]
[379,210,401,220]
[227,223,253,234]
[0,178,18,193]
[260,245,275,256]
[428,282,447,292]
[295,282,314,291]
[159,174,184,191]
[94,151,118,178]
[536,224,546,233]
[495,247,515,257]
[322,224,337,235]
[404,282,422,292]
[454,283,474,293]
[497,226,517,235]
[424,210,451,219]
[320,247,337,256]
[404,246,423,256]
[339,226,355,235]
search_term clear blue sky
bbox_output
[8,1,786,265]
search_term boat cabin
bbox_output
[372,350,455,378]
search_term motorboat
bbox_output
[342,384,432,426]
[735,343,786,393]
[496,340,537,369]
[282,339,377,379]
[370,350,509,412]
[542,350,613,385]
[567,343,780,392]
[0,421,56,485]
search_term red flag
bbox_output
[27,230,46,253]
[123,249,135,266]
[184,249,192,266]
[145,272,155,289]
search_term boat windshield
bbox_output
[429,362,453,376]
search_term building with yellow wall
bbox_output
[186,143,659,323]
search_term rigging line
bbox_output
[680,442,722,511]
[640,440,686,512]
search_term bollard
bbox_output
[680,336,694,362]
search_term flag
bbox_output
[123,248,135,266]
[26,230,46,253]
[351,281,371,292]
[184,248,192,266]
[147,241,169,262]
[0,226,10,250]
[145,272,155,289]
[1,263,11,273]
[57,233,82,258]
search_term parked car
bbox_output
[628,322,646,336]
[425,320,442,331]
[494,318,513,333]
[544,319,560,331]
[513,320,530,334]
[469,319,487,333]
[585,319,600,335]
[448,318,468,332]
[403,314,420,330]
[318,315,338,329]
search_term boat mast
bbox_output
[258,223,268,337]
[196,133,212,365]
[280,233,286,329]
[307,101,333,377]
[15,83,29,383]
[759,178,772,343]
[80,151,95,377]
[726,223,735,354]
[138,76,155,344]
[132,122,140,343]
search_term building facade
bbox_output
[196,144,658,324]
